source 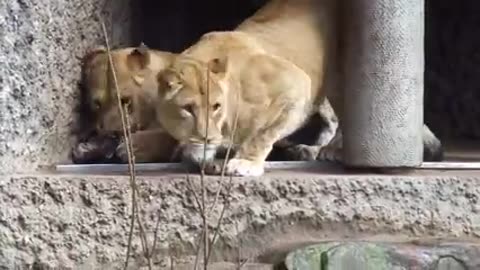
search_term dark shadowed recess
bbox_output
[134,0,480,143]
[136,0,268,52]
[425,0,480,141]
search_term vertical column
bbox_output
[342,0,425,167]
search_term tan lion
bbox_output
[72,45,179,163]
[152,0,442,176]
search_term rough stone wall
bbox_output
[0,0,134,173]
[0,172,480,269]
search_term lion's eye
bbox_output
[92,99,101,110]
[181,104,194,115]
[212,103,221,111]
[121,97,133,113]
[121,97,131,106]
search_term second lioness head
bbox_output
[81,44,173,134]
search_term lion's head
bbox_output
[81,44,172,135]
[155,56,231,164]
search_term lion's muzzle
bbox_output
[181,143,218,165]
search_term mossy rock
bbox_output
[284,242,480,270]
[285,242,392,270]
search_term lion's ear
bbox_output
[208,57,228,77]
[83,45,107,66]
[127,43,150,71]
[157,69,183,100]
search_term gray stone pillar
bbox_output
[342,0,425,167]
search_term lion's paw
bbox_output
[285,144,320,161]
[116,140,147,163]
[71,136,117,164]
[317,128,336,148]
[115,141,132,163]
[226,159,264,177]
[317,145,342,163]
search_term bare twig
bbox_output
[191,60,241,270]
[193,228,206,270]
[205,71,240,264]
[199,61,213,270]
[100,21,152,270]
[207,94,240,215]
[149,210,162,260]
[186,173,205,219]
[125,106,152,266]
[206,175,233,263]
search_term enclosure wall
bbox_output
[0,1,135,173]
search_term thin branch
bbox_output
[205,78,241,263]
[186,173,205,219]
[193,228,206,270]
[199,62,212,270]
[149,210,162,259]
[100,21,135,270]
[100,21,152,270]
[207,95,240,216]
[125,105,152,267]
[206,175,234,263]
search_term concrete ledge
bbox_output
[1,169,480,269]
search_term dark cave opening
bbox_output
[137,0,267,53]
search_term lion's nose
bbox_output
[195,135,214,144]
[181,143,217,167]
[201,138,213,144]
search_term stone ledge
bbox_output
[1,169,480,269]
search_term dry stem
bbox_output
[189,60,240,270]
[100,21,152,270]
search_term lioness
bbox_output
[151,0,340,176]
[151,0,443,176]
[72,45,179,163]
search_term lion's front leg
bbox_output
[317,128,343,162]
[205,121,283,177]
[284,98,339,161]
[116,128,179,163]
[227,99,309,176]
[207,54,311,177]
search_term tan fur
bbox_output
[79,45,179,163]
[153,0,334,176]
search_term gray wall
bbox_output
[0,0,134,173]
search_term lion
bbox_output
[72,44,179,163]
[151,0,440,176]
[152,0,443,176]
[151,0,338,176]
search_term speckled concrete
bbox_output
[0,0,134,173]
[1,170,480,269]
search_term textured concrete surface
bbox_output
[1,170,480,269]
[341,0,424,167]
[0,0,134,173]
